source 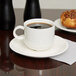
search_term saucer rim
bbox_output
[9,35,69,58]
[54,18,76,33]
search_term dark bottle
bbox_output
[24,0,41,21]
[0,0,15,30]
[0,30,14,72]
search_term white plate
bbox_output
[9,35,68,58]
[54,18,76,33]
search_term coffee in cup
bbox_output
[27,23,52,29]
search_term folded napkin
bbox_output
[51,39,76,65]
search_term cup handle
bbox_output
[13,25,24,40]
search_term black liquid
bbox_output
[24,0,41,21]
[0,0,15,30]
[28,23,52,29]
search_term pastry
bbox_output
[61,10,76,29]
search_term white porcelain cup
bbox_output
[13,19,55,51]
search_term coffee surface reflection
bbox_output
[27,23,52,29]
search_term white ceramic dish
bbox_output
[54,18,76,33]
[9,35,68,58]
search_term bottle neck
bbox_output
[0,0,12,5]
[5,0,12,4]
[26,0,39,4]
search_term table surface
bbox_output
[0,9,76,76]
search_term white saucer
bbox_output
[55,18,76,33]
[9,35,68,58]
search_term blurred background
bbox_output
[13,0,76,9]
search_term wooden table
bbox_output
[0,9,76,76]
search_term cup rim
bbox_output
[24,18,55,30]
